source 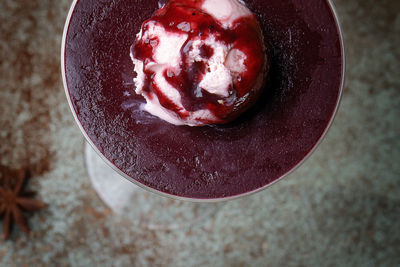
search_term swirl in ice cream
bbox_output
[131,0,267,126]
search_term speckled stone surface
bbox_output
[0,0,399,266]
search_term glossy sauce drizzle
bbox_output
[132,0,265,122]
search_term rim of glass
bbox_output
[61,0,346,203]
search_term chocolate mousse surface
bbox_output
[64,0,343,199]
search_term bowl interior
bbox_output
[63,0,344,200]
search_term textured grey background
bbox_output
[0,0,399,266]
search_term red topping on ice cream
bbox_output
[131,0,267,126]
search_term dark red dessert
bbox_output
[63,0,344,200]
[131,0,267,125]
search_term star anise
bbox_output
[0,166,46,240]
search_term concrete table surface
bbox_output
[0,0,399,266]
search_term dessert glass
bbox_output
[61,0,345,227]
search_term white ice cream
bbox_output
[202,0,252,28]
[131,0,253,126]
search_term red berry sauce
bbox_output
[131,0,266,123]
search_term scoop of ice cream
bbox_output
[131,0,267,126]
